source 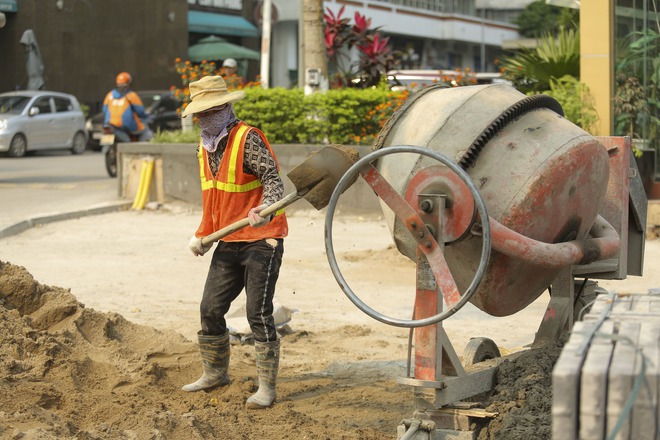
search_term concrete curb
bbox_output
[0,202,133,240]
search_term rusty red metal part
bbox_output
[360,164,461,307]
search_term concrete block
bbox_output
[631,322,660,439]
[606,321,641,440]
[552,321,597,440]
[555,293,660,440]
[580,320,615,440]
[588,294,612,317]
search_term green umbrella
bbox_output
[188,36,260,63]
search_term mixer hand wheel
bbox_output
[324,146,491,328]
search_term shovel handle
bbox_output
[201,192,301,245]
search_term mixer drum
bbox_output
[375,84,610,317]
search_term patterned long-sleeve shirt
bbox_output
[203,120,284,206]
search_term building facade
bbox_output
[270,0,521,88]
[0,0,190,113]
[0,0,262,112]
[0,0,524,110]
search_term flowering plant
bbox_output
[324,6,398,88]
[440,68,477,87]
[170,58,260,115]
[170,58,219,116]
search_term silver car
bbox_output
[0,90,88,157]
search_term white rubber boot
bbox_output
[246,340,280,408]
[182,332,231,392]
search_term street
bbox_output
[0,149,121,233]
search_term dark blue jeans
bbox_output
[200,238,284,343]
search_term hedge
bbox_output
[153,86,407,145]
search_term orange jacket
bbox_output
[102,90,147,133]
[195,122,288,242]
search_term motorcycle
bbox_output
[100,125,148,178]
[100,127,120,178]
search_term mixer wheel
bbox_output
[462,337,501,366]
[324,145,491,328]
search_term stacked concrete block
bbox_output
[552,292,660,439]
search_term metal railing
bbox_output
[377,0,475,15]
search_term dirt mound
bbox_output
[476,344,562,440]
[0,261,411,439]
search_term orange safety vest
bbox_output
[195,122,288,242]
[103,90,146,133]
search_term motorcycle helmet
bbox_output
[116,72,133,87]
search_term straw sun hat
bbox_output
[182,75,245,118]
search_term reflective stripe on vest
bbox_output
[198,124,262,193]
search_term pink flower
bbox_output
[357,33,389,58]
[353,12,371,34]
[323,5,345,28]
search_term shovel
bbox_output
[200,144,360,246]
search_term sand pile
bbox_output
[476,345,562,439]
[0,261,411,439]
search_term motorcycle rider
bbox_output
[102,72,153,142]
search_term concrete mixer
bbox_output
[323,84,648,439]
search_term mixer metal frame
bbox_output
[396,192,502,409]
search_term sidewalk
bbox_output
[0,179,130,239]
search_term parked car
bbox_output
[86,90,182,150]
[386,69,512,91]
[0,90,88,157]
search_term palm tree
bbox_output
[498,27,580,94]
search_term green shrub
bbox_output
[499,27,580,94]
[536,75,598,132]
[152,126,201,144]
[234,88,310,144]
[157,87,406,145]
[306,88,395,144]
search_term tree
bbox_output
[302,0,328,94]
[515,0,578,38]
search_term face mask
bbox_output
[197,104,236,152]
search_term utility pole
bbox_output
[260,0,272,89]
[480,4,486,72]
[301,0,328,94]
[298,0,304,89]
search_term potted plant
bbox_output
[613,28,660,196]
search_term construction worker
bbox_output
[102,72,153,142]
[220,58,244,89]
[181,75,287,410]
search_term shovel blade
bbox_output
[286,144,360,210]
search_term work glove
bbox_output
[189,235,212,257]
[248,204,270,228]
